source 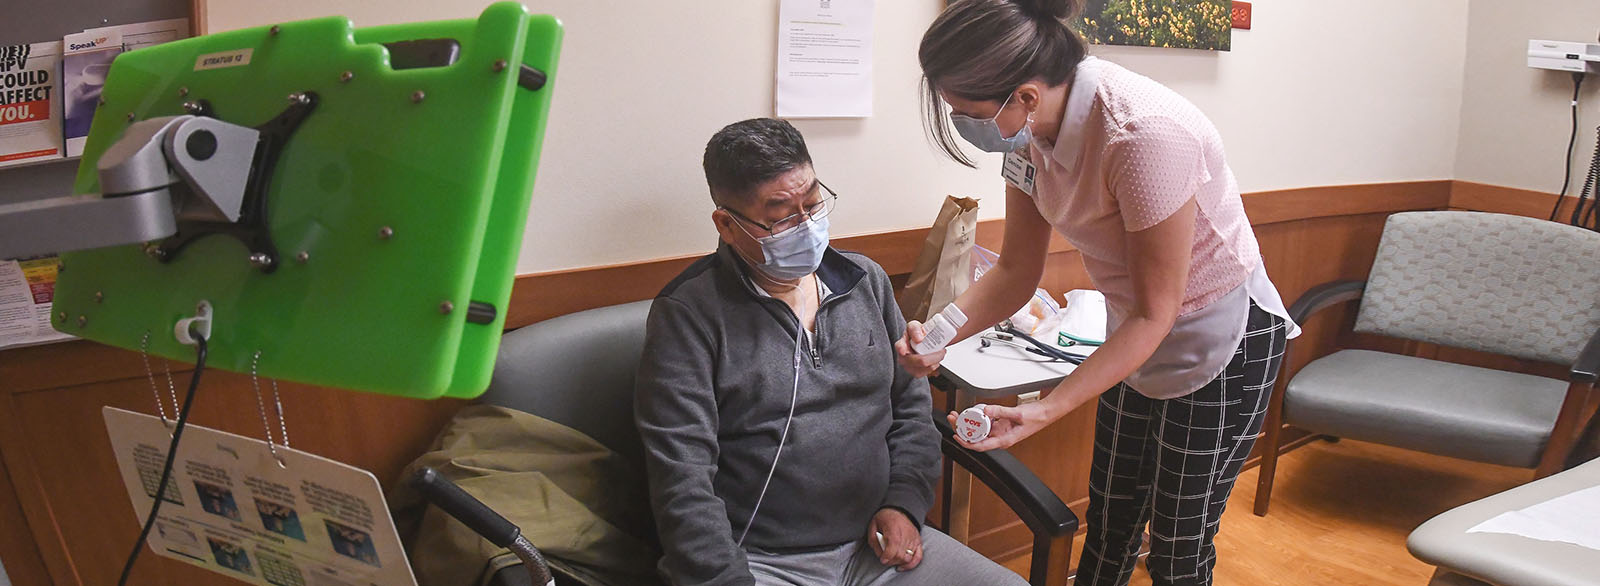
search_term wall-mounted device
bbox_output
[1528,40,1600,73]
[0,3,565,398]
[1527,39,1600,231]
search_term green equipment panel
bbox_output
[52,2,562,399]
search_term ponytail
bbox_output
[1012,0,1079,22]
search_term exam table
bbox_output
[1408,456,1600,586]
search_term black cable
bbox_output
[117,333,207,586]
[1550,73,1584,222]
[998,324,1087,364]
[1572,125,1600,232]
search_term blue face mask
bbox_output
[746,215,830,281]
[950,92,1033,153]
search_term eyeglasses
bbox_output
[721,180,840,237]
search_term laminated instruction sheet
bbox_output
[104,407,417,586]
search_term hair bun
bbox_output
[1011,0,1078,21]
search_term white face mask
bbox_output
[949,92,1032,153]
[738,215,830,281]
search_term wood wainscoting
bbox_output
[0,180,1580,584]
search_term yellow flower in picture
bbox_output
[1078,0,1232,51]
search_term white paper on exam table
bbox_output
[1466,484,1600,551]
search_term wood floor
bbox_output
[999,439,1529,585]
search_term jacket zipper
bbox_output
[809,285,851,369]
[749,278,849,370]
[808,309,823,368]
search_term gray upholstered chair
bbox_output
[474,300,1077,586]
[1254,211,1600,516]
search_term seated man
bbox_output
[634,118,1026,586]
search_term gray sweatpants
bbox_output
[745,526,1028,586]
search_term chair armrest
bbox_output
[934,416,1077,538]
[1573,327,1600,383]
[1287,279,1366,326]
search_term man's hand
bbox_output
[894,321,946,378]
[867,508,923,571]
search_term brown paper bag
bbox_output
[898,196,980,322]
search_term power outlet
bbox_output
[1017,391,1042,405]
[1231,1,1252,30]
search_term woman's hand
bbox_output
[947,402,1056,451]
[894,321,946,378]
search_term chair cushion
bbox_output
[1285,349,1568,468]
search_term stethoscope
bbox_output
[978,322,1096,364]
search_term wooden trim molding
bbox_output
[503,181,1454,329]
[1448,180,1593,219]
[507,177,1600,331]
[1241,181,1451,225]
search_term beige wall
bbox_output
[1096,0,1468,196]
[1456,1,1600,195]
[207,0,1471,273]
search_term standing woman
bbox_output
[897,1,1300,584]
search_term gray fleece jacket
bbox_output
[634,243,940,586]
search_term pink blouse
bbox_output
[1023,57,1298,398]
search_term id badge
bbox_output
[1002,149,1037,196]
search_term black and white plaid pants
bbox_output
[1075,302,1288,586]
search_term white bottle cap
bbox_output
[956,404,991,443]
[941,304,969,328]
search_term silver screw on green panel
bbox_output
[57,311,67,322]
[178,87,189,97]
[126,112,135,122]
[77,316,87,328]
[270,25,281,36]
[295,251,309,264]
[378,226,394,240]
[249,252,274,269]
[492,59,508,73]
[144,243,167,260]
[440,301,454,315]
[340,70,354,83]
[411,90,426,104]
[95,291,104,303]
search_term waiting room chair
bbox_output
[476,300,1078,586]
[1254,211,1600,516]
